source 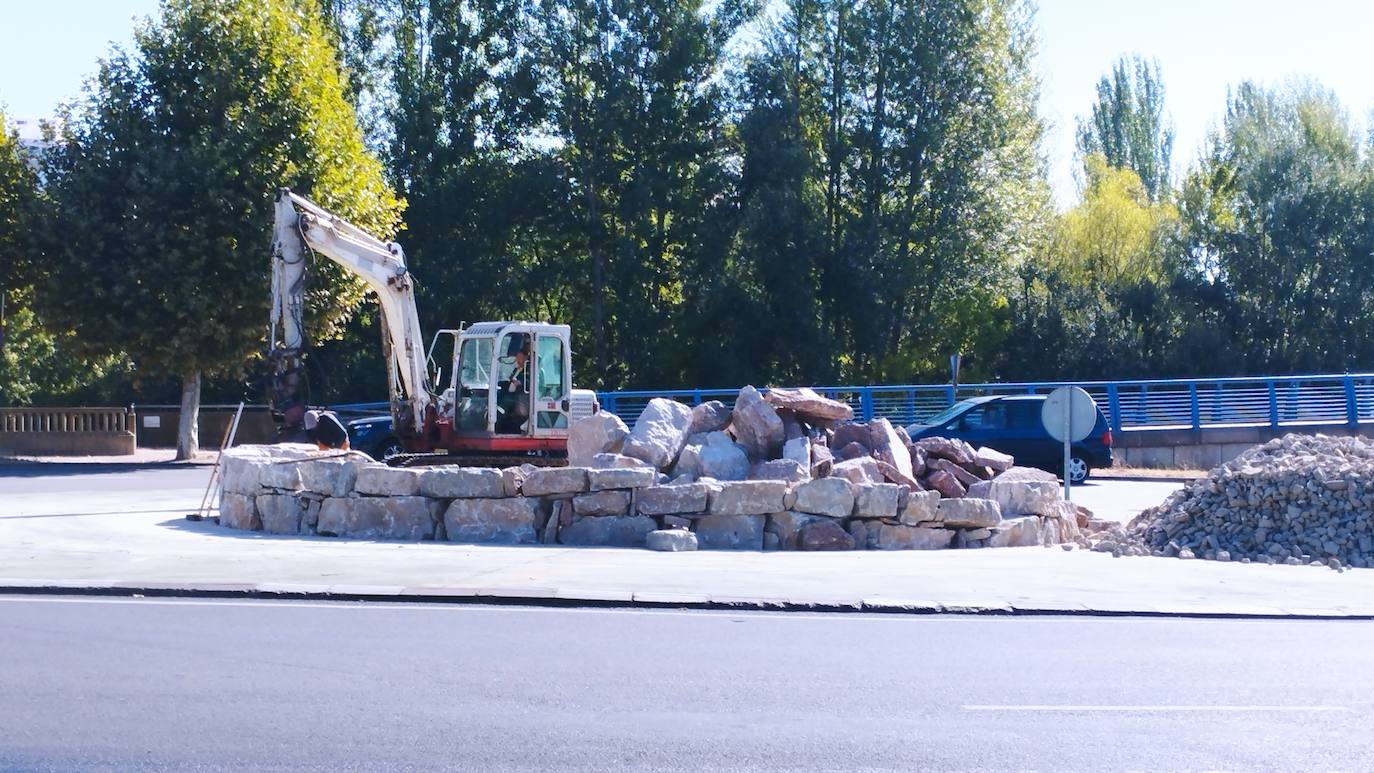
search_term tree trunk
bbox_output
[176,370,201,461]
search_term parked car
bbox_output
[344,414,404,461]
[904,394,1113,483]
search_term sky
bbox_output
[3,0,1374,208]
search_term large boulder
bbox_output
[693,514,765,550]
[965,479,1062,517]
[986,515,1044,548]
[559,514,656,547]
[419,467,505,499]
[783,436,812,470]
[997,466,1060,483]
[974,446,1015,472]
[317,496,439,540]
[354,466,422,496]
[869,524,955,550]
[444,497,542,544]
[729,386,785,461]
[588,467,657,491]
[832,423,871,451]
[852,483,903,519]
[930,458,981,488]
[220,444,318,495]
[748,459,809,483]
[799,520,855,551]
[792,477,855,518]
[695,432,752,480]
[573,490,632,517]
[590,453,655,469]
[218,493,261,531]
[766,511,829,550]
[708,480,790,516]
[298,457,361,497]
[874,459,923,491]
[622,398,694,470]
[522,467,590,497]
[646,528,698,551]
[567,412,629,467]
[868,418,915,480]
[899,490,941,525]
[937,498,1002,528]
[912,436,975,465]
[687,400,733,435]
[925,469,967,498]
[255,494,317,535]
[763,387,854,423]
[831,456,883,485]
[637,483,711,516]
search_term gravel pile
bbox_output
[1121,434,1374,569]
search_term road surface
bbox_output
[2,596,1370,771]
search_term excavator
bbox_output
[268,188,599,465]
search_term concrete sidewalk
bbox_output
[2,469,1370,617]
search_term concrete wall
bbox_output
[0,431,135,456]
[136,408,277,448]
[1115,424,1374,469]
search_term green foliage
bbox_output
[1054,155,1178,287]
[37,0,402,392]
[1076,55,1173,201]
[1182,80,1374,373]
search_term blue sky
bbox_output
[4,0,1373,207]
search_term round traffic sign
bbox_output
[1041,386,1097,443]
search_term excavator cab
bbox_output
[432,321,594,455]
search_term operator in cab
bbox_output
[497,335,532,433]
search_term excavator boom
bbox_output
[270,189,431,438]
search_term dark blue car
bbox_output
[905,394,1113,483]
[345,414,405,461]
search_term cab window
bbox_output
[458,337,493,390]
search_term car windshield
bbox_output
[920,399,980,426]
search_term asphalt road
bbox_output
[2,597,1371,771]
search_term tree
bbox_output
[1076,55,1173,201]
[533,0,758,388]
[38,0,402,458]
[1182,80,1373,373]
[723,0,1051,384]
[1002,156,1183,379]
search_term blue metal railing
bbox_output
[596,373,1374,433]
[325,373,1374,435]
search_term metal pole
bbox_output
[1063,403,1072,502]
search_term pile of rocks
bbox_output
[1110,433,1374,569]
[576,386,1016,497]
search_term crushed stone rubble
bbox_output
[217,385,1087,552]
[1088,433,1374,570]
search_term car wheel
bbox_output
[1067,454,1091,484]
[375,437,405,461]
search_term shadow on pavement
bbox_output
[0,461,209,478]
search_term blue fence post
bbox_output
[904,389,916,426]
[691,390,702,406]
[945,385,956,408]
[1106,384,1122,433]
[603,394,617,415]
[1345,376,1360,426]
[859,388,875,422]
[1267,380,1279,428]
[1189,383,1200,430]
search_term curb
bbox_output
[1,580,1368,620]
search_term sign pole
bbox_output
[1063,406,1072,502]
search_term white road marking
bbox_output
[963,705,1349,712]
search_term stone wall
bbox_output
[217,444,1082,552]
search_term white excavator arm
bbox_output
[270,189,431,436]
